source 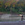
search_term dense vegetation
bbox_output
[0,1,25,14]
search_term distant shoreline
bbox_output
[0,12,25,15]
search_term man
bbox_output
[19,14,23,21]
[21,15,23,21]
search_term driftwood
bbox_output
[0,12,3,15]
[0,12,3,19]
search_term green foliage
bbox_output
[0,1,25,14]
[23,6,25,12]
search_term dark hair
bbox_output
[22,15,23,17]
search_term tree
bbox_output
[23,6,25,12]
